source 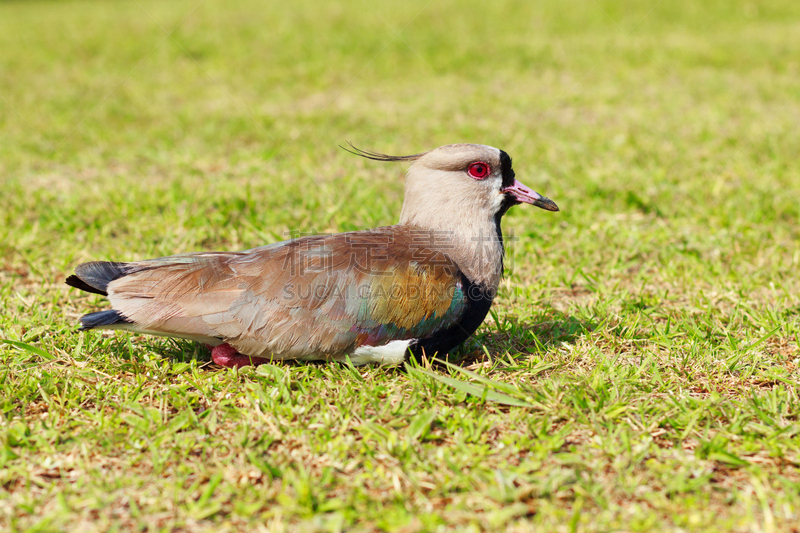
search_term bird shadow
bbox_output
[443,309,595,368]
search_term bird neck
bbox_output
[398,208,505,292]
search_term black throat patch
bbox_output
[498,149,515,189]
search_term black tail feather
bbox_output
[66,261,131,296]
[79,310,131,330]
[66,275,107,296]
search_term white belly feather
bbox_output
[347,339,412,366]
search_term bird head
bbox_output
[343,143,558,228]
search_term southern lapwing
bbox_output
[67,144,559,368]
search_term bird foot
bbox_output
[210,343,270,368]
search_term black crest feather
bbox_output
[340,142,424,162]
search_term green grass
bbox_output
[2,0,800,530]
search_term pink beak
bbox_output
[502,179,559,211]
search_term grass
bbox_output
[2,0,800,530]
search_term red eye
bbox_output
[468,162,490,179]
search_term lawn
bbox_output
[2,0,800,531]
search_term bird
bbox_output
[66,143,558,368]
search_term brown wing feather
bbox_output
[107,226,464,359]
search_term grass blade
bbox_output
[409,365,535,408]
[742,325,781,352]
[1,339,54,360]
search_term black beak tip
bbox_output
[535,197,560,212]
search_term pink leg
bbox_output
[210,343,270,368]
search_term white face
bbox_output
[398,146,497,234]
[463,155,508,215]
[399,144,558,228]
